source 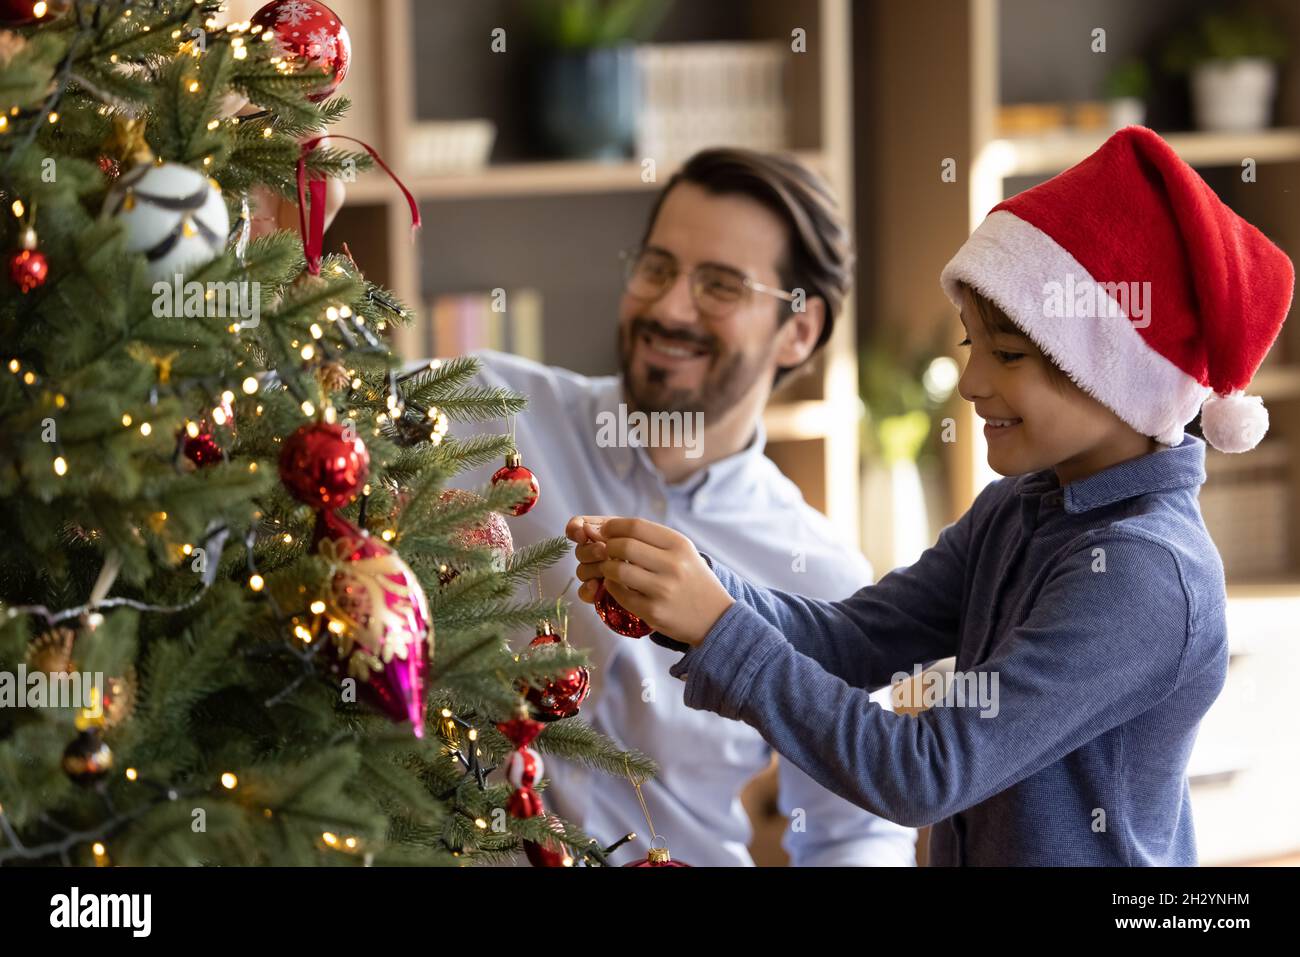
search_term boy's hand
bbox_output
[565,516,734,647]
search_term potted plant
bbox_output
[1103,59,1150,130]
[857,321,961,576]
[1163,6,1290,132]
[528,0,672,160]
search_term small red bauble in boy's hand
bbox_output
[564,515,735,648]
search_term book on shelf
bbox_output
[421,288,544,362]
[636,41,789,170]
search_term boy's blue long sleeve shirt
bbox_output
[662,434,1229,865]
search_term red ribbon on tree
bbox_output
[296,134,421,275]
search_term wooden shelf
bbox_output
[346,151,829,203]
[990,127,1300,179]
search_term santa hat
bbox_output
[940,126,1294,452]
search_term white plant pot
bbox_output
[1191,58,1278,132]
[861,458,929,578]
[1107,97,1146,131]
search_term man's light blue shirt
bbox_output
[452,350,917,866]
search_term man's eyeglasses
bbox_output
[620,247,796,318]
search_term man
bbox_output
[452,149,916,866]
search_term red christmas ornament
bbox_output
[251,0,351,102]
[497,707,570,866]
[594,580,652,638]
[504,745,543,790]
[491,452,540,516]
[182,395,235,467]
[97,154,121,180]
[623,846,691,867]
[0,0,69,25]
[10,226,47,293]
[522,621,590,722]
[435,489,514,584]
[279,420,369,510]
[183,430,223,466]
[313,509,432,735]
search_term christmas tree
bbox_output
[0,0,653,867]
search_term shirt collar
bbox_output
[591,376,770,511]
[1016,432,1206,514]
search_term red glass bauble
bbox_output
[506,786,543,819]
[279,420,369,509]
[435,489,514,582]
[182,396,235,467]
[491,453,540,516]
[504,746,543,790]
[624,847,691,867]
[183,430,223,466]
[10,247,48,293]
[496,713,545,749]
[594,580,651,638]
[522,626,589,722]
[251,0,351,101]
[313,509,431,735]
[97,154,121,180]
[524,815,570,868]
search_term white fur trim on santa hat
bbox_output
[940,210,1211,445]
[1200,391,1269,453]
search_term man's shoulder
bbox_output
[471,350,611,404]
[723,459,874,592]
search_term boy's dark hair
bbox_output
[640,148,855,386]
[962,283,1071,391]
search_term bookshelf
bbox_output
[235,0,863,545]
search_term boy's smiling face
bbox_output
[956,286,1158,484]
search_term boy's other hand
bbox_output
[567,515,734,647]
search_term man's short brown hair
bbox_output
[640,148,856,385]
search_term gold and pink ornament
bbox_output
[314,509,432,736]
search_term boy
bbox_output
[565,127,1294,865]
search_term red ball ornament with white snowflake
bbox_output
[491,452,540,516]
[251,0,351,101]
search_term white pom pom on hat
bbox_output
[1200,391,1269,454]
